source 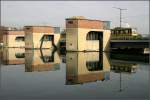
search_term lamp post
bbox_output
[113,7,127,28]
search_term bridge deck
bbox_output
[110,39,150,43]
[110,39,150,48]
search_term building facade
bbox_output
[111,27,141,40]
[66,16,111,51]
[2,48,25,65]
[110,60,138,73]
[25,49,60,72]
[24,26,60,49]
[66,52,110,85]
[0,26,8,44]
[3,29,25,48]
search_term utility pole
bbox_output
[113,7,127,28]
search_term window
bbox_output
[116,30,118,34]
[86,61,103,71]
[25,27,30,30]
[127,29,131,34]
[15,37,25,41]
[125,30,128,34]
[68,21,73,24]
[111,30,114,34]
[121,30,124,34]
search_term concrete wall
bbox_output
[86,41,99,51]
[66,28,111,51]
[33,33,52,49]
[25,32,54,49]
[3,31,25,47]
[25,49,60,72]
[66,52,110,73]
[78,28,102,51]
[103,30,111,51]
[66,17,111,51]
[66,52,110,84]
[66,28,78,51]
[66,18,104,29]
[54,34,61,47]
[25,32,33,48]
[0,26,8,43]
[2,48,25,65]
[24,26,60,49]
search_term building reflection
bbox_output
[110,60,138,73]
[66,52,110,85]
[110,60,138,92]
[0,49,3,63]
[25,49,60,72]
[2,48,25,65]
[110,53,149,63]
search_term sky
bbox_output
[1,1,149,35]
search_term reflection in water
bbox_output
[0,48,149,99]
[110,60,138,73]
[40,49,55,63]
[86,61,103,71]
[0,49,2,93]
[15,53,25,58]
[0,49,3,63]
[110,60,139,92]
[66,52,110,85]
[110,53,149,63]
[2,48,25,65]
[25,49,60,72]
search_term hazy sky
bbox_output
[1,1,149,35]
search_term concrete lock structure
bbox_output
[2,48,25,65]
[24,26,60,49]
[3,29,25,48]
[25,49,60,72]
[0,26,8,44]
[66,52,110,84]
[66,16,111,51]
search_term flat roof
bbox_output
[66,18,103,22]
[6,30,24,31]
[24,26,53,27]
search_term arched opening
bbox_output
[86,52,103,71]
[40,35,57,49]
[86,31,103,51]
[15,53,25,58]
[40,49,55,63]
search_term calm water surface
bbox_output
[0,48,149,100]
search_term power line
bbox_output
[113,7,127,28]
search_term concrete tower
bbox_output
[66,16,111,51]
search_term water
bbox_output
[0,48,149,100]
